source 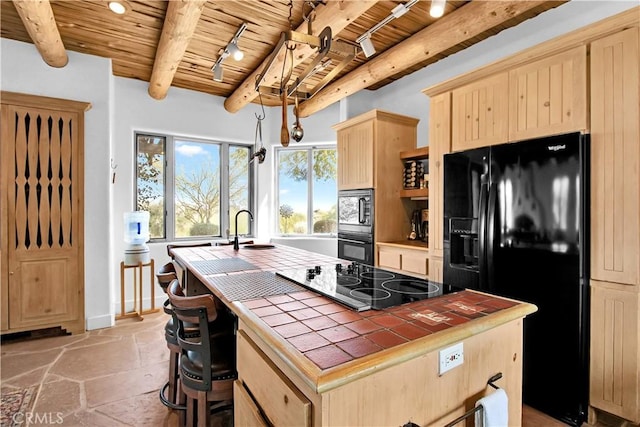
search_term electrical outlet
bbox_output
[439,342,464,375]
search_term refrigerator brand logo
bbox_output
[548,144,566,151]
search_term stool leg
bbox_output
[186,396,195,427]
[197,390,208,427]
[168,351,178,404]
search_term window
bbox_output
[135,133,253,241]
[276,146,337,235]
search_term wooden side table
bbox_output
[117,259,159,320]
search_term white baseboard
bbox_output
[86,313,114,331]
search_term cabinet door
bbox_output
[509,46,587,141]
[237,330,311,426]
[378,247,401,270]
[590,282,640,423]
[337,120,374,190]
[2,101,85,334]
[590,28,639,286]
[234,380,269,427]
[401,250,428,276]
[428,93,451,258]
[451,72,509,151]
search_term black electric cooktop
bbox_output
[276,262,460,311]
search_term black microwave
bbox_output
[337,189,373,235]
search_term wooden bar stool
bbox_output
[156,263,182,410]
[167,280,236,427]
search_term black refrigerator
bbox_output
[443,132,589,426]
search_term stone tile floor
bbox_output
[0,311,573,427]
[1,312,188,426]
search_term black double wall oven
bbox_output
[337,189,374,264]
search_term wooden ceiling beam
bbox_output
[12,0,68,67]
[148,0,206,100]
[223,0,378,114]
[298,0,550,117]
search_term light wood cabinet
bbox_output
[236,316,526,426]
[452,72,509,151]
[428,93,451,262]
[590,281,640,423]
[590,27,639,287]
[1,92,90,335]
[334,110,420,261]
[377,244,428,277]
[509,46,587,141]
[236,330,311,426]
[588,27,640,425]
[429,258,443,283]
[336,119,374,190]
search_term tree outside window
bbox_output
[135,133,253,241]
[277,147,337,235]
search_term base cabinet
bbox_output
[236,319,524,426]
[590,282,640,423]
[377,245,428,277]
[236,330,311,427]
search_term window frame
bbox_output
[134,131,254,242]
[274,143,337,237]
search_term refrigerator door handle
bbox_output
[478,183,488,291]
[486,182,498,288]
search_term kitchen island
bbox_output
[170,244,537,426]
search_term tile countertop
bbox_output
[170,244,538,394]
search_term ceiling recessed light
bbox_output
[108,1,126,15]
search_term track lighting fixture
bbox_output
[430,0,446,18]
[212,63,223,82]
[355,0,418,58]
[211,22,247,82]
[358,34,376,58]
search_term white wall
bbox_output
[1,0,634,328]
[1,38,113,330]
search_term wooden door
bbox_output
[1,92,89,334]
[336,120,374,190]
[590,282,640,423]
[451,72,509,152]
[428,92,451,259]
[590,28,639,286]
[509,46,587,141]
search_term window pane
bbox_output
[229,145,251,237]
[174,140,221,238]
[312,149,337,234]
[136,134,165,239]
[278,150,308,234]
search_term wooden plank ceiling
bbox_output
[1,0,565,115]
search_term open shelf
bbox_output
[400,186,428,198]
[400,146,429,160]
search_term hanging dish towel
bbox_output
[475,388,509,427]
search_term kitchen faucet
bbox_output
[233,209,254,250]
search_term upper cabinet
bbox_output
[333,109,419,191]
[335,119,374,190]
[448,47,588,154]
[452,72,509,151]
[509,46,587,141]
[590,27,639,286]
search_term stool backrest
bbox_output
[156,262,178,293]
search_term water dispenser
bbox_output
[123,211,150,265]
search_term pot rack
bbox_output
[254,6,357,101]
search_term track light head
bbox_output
[359,35,376,58]
[212,64,224,82]
[430,0,446,18]
[228,40,244,61]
